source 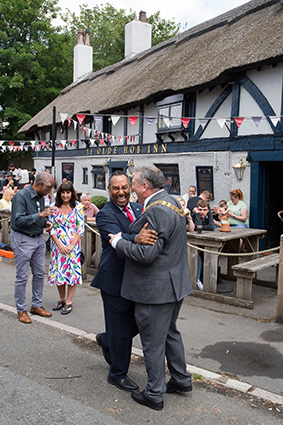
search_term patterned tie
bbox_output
[123,206,135,223]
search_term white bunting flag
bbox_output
[60,112,69,125]
[217,118,227,129]
[111,116,120,126]
[270,116,280,127]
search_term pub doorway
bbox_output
[264,161,283,248]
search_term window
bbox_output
[155,164,180,195]
[82,168,88,184]
[157,95,184,131]
[91,166,105,189]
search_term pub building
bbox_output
[19,0,283,248]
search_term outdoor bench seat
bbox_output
[232,253,279,308]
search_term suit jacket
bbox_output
[116,190,193,304]
[90,199,142,296]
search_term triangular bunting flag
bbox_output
[145,117,155,126]
[82,127,86,135]
[9,141,14,147]
[73,121,77,130]
[128,116,138,127]
[71,140,76,146]
[252,117,262,127]
[181,118,191,128]
[199,119,209,129]
[89,139,96,146]
[234,117,244,128]
[0,140,4,146]
[270,116,280,127]
[163,117,170,128]
[67,117,71,127]
[76,114,86,125]
[99,139,104,145]
[217,118,227,129]
[60,113,69,125]
[111,116,120,126]
[94,115,103,123]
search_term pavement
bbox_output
[0,252,283,423]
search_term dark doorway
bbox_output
[264,162,283,248]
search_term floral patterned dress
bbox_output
[48,202,85,286]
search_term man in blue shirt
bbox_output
[10,171,56,324]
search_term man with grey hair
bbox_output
[10,171,56,324]
[109,165,193,410]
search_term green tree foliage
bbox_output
[0,1,181,142]
[0,0,73,140]
[60,3,181,72]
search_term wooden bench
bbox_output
[232,253,279,309]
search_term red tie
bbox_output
[123,206,135,223]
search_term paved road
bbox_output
[1,308,282,425]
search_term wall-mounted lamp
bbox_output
[127,159,135,178]
[102,160,109,173]
[233,158,245,181]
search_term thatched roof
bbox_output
[19,0,283,134]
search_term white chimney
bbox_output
[73,29,93,82]
[125,11,152,60]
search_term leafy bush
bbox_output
[92,195,108,209]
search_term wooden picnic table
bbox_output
[187,228,267,294]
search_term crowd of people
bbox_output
[4,162,252,411]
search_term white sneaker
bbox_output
[196,280,203,291]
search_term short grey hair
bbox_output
[135,166,165,190]
[34,171,54,187]
[81,192,92,200]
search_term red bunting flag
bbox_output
[128,116,138,127]
[67,117,71,127]
[76,114,86,125]
[70,140,76,146]
[99,139,104,145]
[181,118,191,128]
[234,117,244,128]
[9,141,14,147]
[82,127,86,135]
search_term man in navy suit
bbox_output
[91,171,157,392]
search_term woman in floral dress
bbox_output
[48,181,84,314]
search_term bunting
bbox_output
[234,117,244,128]
[76,114,86,125]
[181,118,191,128]
[128,116,138,127]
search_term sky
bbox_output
[56,0,248,30]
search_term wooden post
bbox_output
[276,234,283,323]
[0,212,11,244]
[81,215,88,280]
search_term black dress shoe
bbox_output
[166,379,192,393]
[107,376,138,392]
[96,333,112,366]
[131,390,163,411]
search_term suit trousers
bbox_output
[135,299,191,403]
[101,291,138,380]
[10,230,46,313]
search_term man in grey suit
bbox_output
[109,165,193,410]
